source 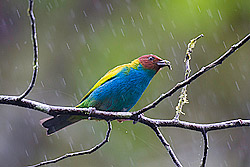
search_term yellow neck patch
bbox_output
[128,59,140,69]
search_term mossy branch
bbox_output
[175,34,204,120]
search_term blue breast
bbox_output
[84,64,156,112]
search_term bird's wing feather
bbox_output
[77,64,127,105]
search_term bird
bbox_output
[41,54,171,135]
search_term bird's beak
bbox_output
[157,60,172,70]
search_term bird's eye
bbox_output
[148,56,155,61]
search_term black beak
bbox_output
[157,60,172,70]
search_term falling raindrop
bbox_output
[47,43,53,53]
[139,12,143,20]
[69,141,74,151]
[106,3,112,15]
[79,69,83,77]
[217,9,222,21]
[55,90,59,97]
[16,9,20,18]
[127,6,131,13]
[141,38,146,48]
[111,29,117,37]
[177,41,181,49]
[91,126,95,134]
[222,41,227,49]
[16,43,20,50]
[62,78,66,86]
[227,141,231,150]
[80,33,86,44]
[90,23,95,32]
[161,24,166,31]
[25,149,29,157]
[129,157,135,166]
[131,130,136,140]
[171,20,176,29]
[155,0,161,9]
[86,43,91,51]
[157,43,161,51]
[120,17,125,25]
[197,5,201,13]
[230,24,234,32]
[33,132,39,144]
[9,18,13,25]
[83,10,87,17]
[166,72,172,81]
[229,134,233,141]
[66,42,70,50]
[201,45,206,52]
[171,47,176,57]
[80,144,84,150]
[206,9,213,18]
[229,63,234,70]
[131,16,135,27]
[195,63,199,70]
[138,28,143,36]
[168,135,173,143]
[74,24,79,33]
[235,81,240,91]
[169,32,174,39]
[121,28,125,37]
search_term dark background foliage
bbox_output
[0,0,250,166]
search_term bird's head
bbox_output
[138,54,172,72]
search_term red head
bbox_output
[138,54,172,71]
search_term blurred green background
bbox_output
[0,0,250,166]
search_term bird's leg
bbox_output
[87,107,96,120]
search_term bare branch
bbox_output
[1,1,250,166]
[200,131,208,167]
[140,116,250,131]
[18,0,39,100]
[28,121,112,167]
[1,95,250,132]
[132,33,250,116]
[151,126,183,167]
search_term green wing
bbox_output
[76,65,124,106]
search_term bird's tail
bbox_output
[40,115,85,135]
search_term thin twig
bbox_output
[151,126,183,167]
[200,131,208,167]
[175,34,204,120]
[18,0,39,100]
[132,33,250,116]
[28,121,112,167]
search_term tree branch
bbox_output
[151,126,183,167]
[1,0,250,166]
[18,0,39,100]
[1,95,250,132]
[28,121,112,167]
[132,33,250,116]
[175,34,204,120]
[200,131,208,167]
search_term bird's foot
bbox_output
[88,107,96,120]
